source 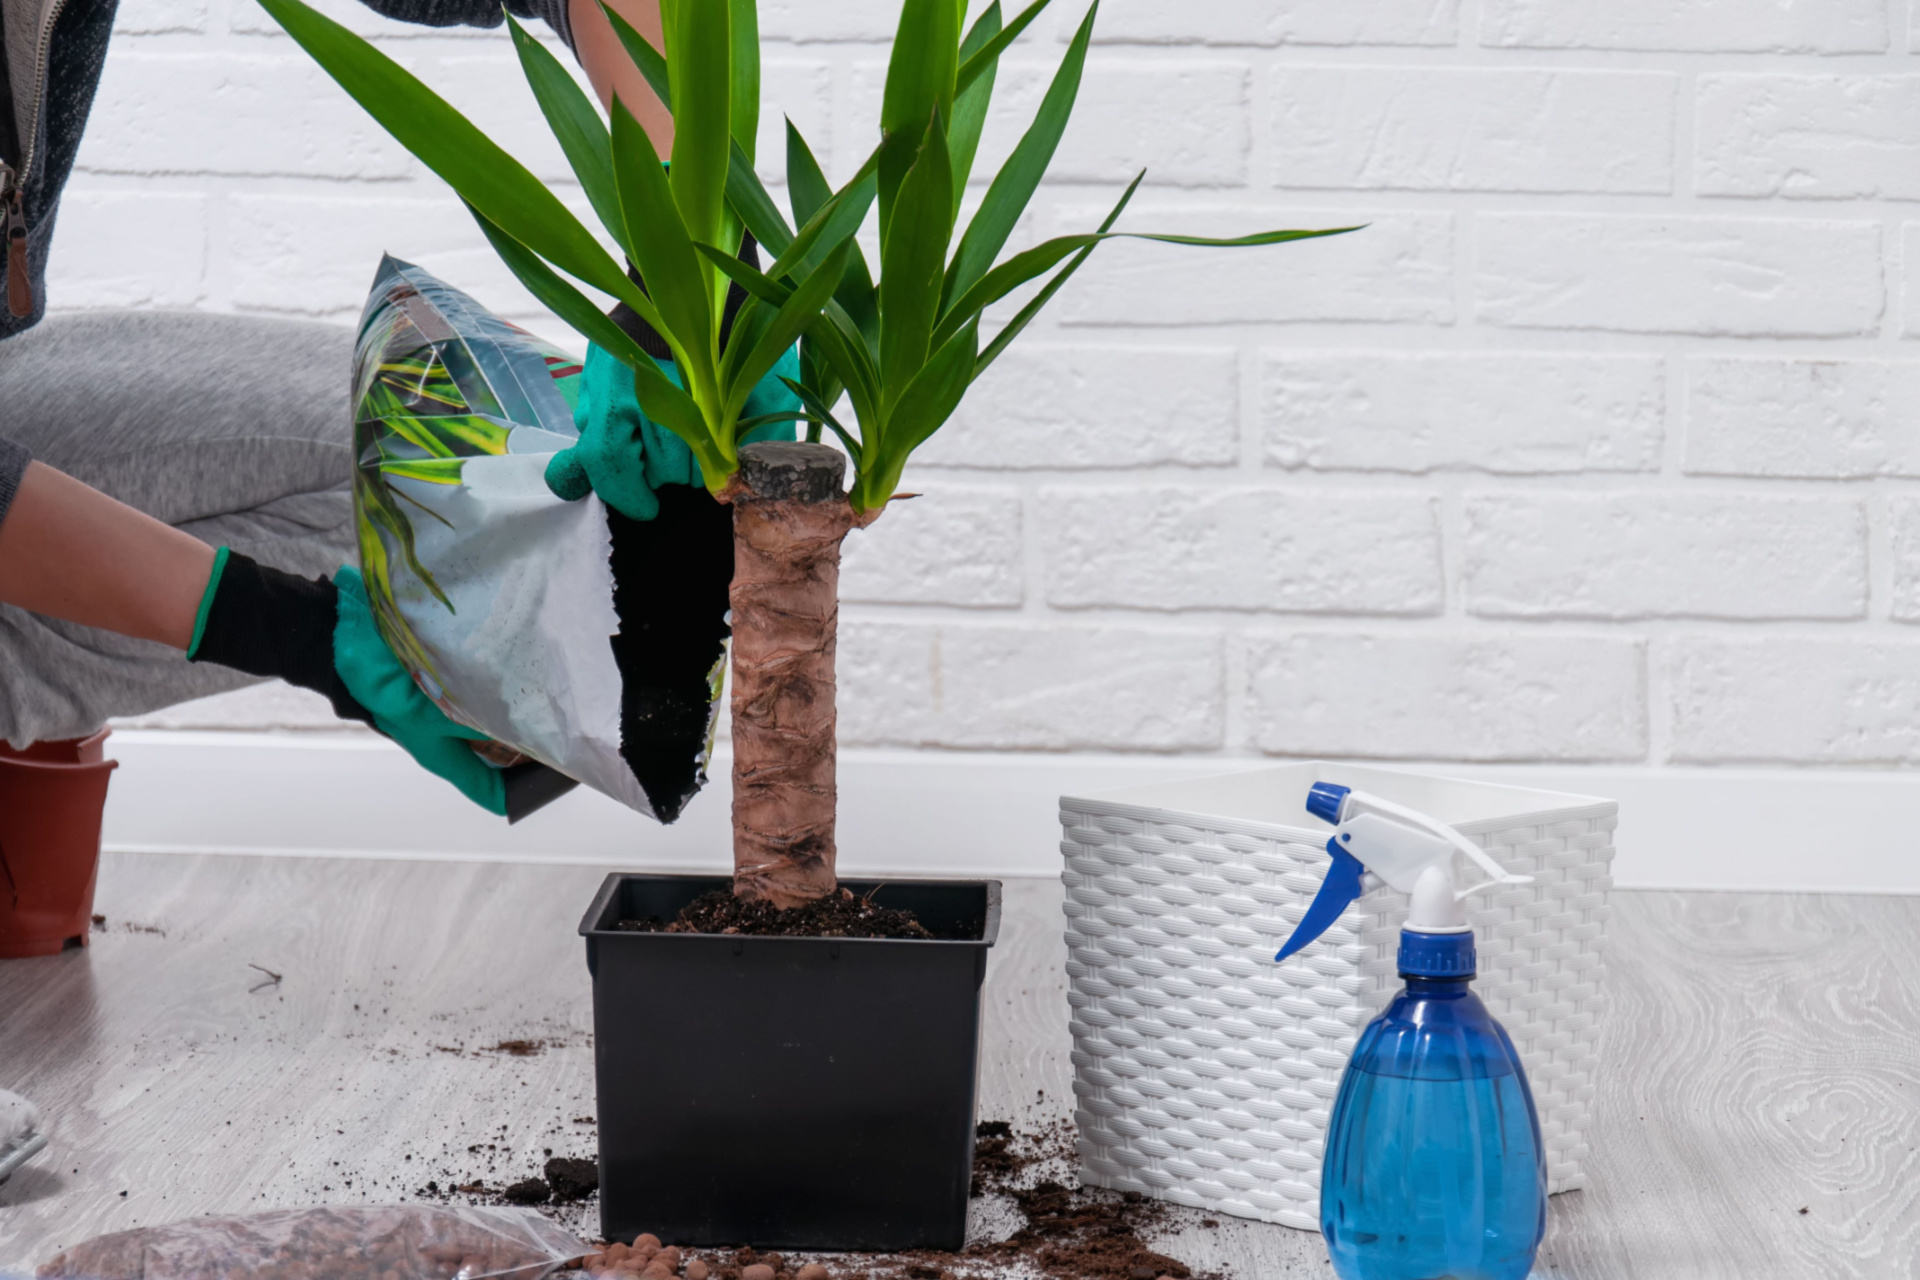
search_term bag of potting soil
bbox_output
[350,256,732,822]
[36,1205,586,1280]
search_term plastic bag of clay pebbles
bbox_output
[37,1205,587,1280]
[350,256,733,823]
[0,1089,46,1183]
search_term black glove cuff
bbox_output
[609,232,761,362]
[189,551,373,729]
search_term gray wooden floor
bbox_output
[2,854,1916,1278]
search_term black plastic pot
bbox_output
[579,873,1001,1251]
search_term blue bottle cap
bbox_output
[1398,929,1476,978]
[1305,781,1351,826]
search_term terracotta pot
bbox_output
[0,729,117,958]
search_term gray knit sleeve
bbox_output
[352,0,574,48]
[0,434,29,532]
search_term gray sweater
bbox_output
[0,0,573,531]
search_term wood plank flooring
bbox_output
[1,854,1915,1278]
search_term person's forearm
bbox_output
[0,462,215,650]
[570,0,673,154]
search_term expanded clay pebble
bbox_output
[740,1265,775,1280]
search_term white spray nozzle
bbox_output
[1276,782,1533,962]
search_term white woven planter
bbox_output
[1058,761,1616,1232]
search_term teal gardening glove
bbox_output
[331,566,505,814]
[544,342,804,521]
[186,549,529,817]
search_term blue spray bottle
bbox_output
[1276,782,1547,1280]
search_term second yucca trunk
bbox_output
[728,442,854,905]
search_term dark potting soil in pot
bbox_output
[612,887,941,940]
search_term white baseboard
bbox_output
[95,731,1920,894]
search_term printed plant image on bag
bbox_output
[260,0,1358,902]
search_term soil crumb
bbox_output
[615,887,938,940]
[546,1156,599,1201]
[503,1176,551,1205]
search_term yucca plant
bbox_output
[259,0,1353,906]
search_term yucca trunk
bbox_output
[728,442,854,905]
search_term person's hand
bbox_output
[545,342,803,521]
[332,567,506,816]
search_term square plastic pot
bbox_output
[0,730,118,959]
[578,874,1002,1251]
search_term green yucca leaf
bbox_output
[505,15,622,248]
[765,166,876,283]
[936,218,1360,347]
[666,0,732,272]
[730,0,760,162]
[469,203,719,470]
[257,0,627,300]
[816,302,883,427]
[787,118,834,231]
[880,0,962,230]
[954,0,1052,99]
[696,241,792,307]
[879,113,955,421]
[945,0,1097,313]
[895,319,981,460]
[781,374,865,458]
[728,135,796,257]
[974,167,1134,376]
[948,2,1002,213]
[723,240,853,423]
[612,98,713,370]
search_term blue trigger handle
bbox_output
[1275,836,1367,963]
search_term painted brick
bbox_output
[1270,68,1674,194]
[1698,75,1920,201]
[1464,492,1867,620]
[1901,224,1920,340]
[1010,61,1252,187]
[78,54,415,179]
[1054,208,1453,327]
[838,622,1225,750]
[760,0,901,43]
[1475,214,1883,338]
[1686,358,1920,479]
[839,488,1024,607]
[1246,632,1647,761]
[423,55,588,184]
[1888,498,1920,622]
[1265,352,1664,474]
[1480,0,1887,54]
[116,0,207,35]
[43,191,207,309]
[917,345,1238,470]
[1669,637,1920,764]
[1040,487,1442,614]
[1094,0,1458,47]
[847,61,1251,189]
[224,195,584,320]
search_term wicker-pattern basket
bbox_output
[1058,761,1616,1231]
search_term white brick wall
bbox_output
[60,0,1920,769]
